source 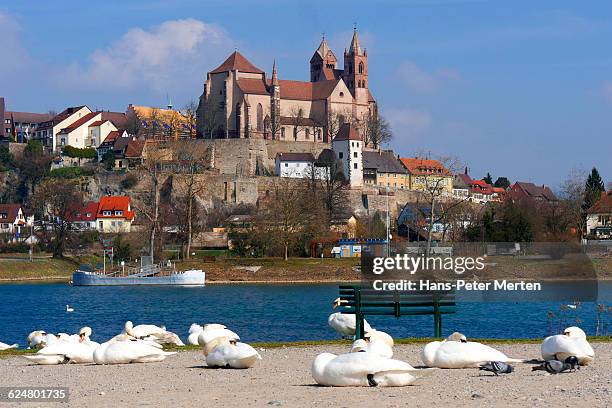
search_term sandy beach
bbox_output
[1,342,610,408]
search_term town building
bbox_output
[197,29,376,141]
[362,150,408,189]
[127,104,193,140]
[508,181,557,202]
[57,111,126,150]
[37,106,93,152]
[452,174,470,199]
[0,204,33,239]
[399,158,453,194]
[275,152,316,178]
[586,191,612,238]
[0,97,53,143]
[331,123,363,188]
[95,196,135,233]
[67,202,99,231]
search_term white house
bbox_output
[57,111,126,150]
[276,152,324,179]
[51,106,92,152]
[0,204,33,239]
[587,191,612,238]
[331,123,362,188]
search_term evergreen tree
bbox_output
[582,167,605,213]
[483,172,493,185]
[494,177,511,189]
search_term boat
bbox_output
[72,261,205,286]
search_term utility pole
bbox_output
[386,185,390,257]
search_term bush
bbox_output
[120,173,138,189]
[63,146,96,159]
[101,150,115,171]
[49,167,94,179]
[0,241,30,253]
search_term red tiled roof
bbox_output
[511,182,557,201]
[211,51,264,74]
[276,152,315,162]
[88,120,107,127]
[66,201,99,222]
[588,191,612,214]
[124,139,145,158]
[97,196,134,220]
[279,116,319,127]
[492,187,506,194]
[101,112,126,129]
[470,179,493,195]
[7,111,53,124]
[53,106,88,125]
[333,123,361,141]
[400,158,451,176]
[59,112,99,133]
[101,130,122,145]
[236,78,340,101]
[0,204,21,223]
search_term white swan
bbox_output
[312,352,433,387]
[328,313,372,337]
[188,324,204,346]
[23,338,99,365]
[421,332,522,368]
[66,305,74,312]
[123,321,184,346]
[541,326,594,365]
[93,339,176,365]
[197,327,240,356]
[205,337,262,369]
[0,342,18,351]
[351,338,393,359]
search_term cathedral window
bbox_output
[281,127,285,139]
[256,104,263,131]
[305,128,310,139]
[358,62,364,74]
[339,92,344,97]
[339,152,343,159]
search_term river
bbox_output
[1,282,611,345]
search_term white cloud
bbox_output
[395,61,460,93]
[61,19,233,92]
[601,80,612,104]
[0,12,31,75]
[386,107,433,135]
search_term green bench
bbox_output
[337,285,457,339]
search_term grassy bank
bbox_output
[2,336,610,358]
[0,256,77,281]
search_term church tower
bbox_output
[270,60,281,139]
[310,36,337,82]
[343,28,368,100]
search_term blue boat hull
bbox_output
[72,270,205,286]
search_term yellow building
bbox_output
[127,104,194,140]
[362,150,409,189]
[400,157,453,194]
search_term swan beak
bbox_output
[460,339,467,343]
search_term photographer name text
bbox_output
[371,279,542,292]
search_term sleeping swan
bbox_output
[421,332,523,368]
[205,337,261,369]
[0,342,18,351]
[312,352,433,387]
[93,339,176,365]
[541,326,594,365]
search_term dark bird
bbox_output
[479,361,514,376]
[532,356,580,374]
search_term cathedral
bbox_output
[196,29,376,142]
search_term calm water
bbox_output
[1,282,611,345]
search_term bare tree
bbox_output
[182,100,198,139]
[171,141,211,259]
[361,110,392,149]
[559,168,587,240]
[201,106,222,139]
[288,107,308,141]
[31,179,82,258]
[306,150,349,221]
[323,108,352,141]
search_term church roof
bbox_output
[333,123,361,141]
[236,78,340,101]
[210,51,264,74]
[310,38,337,63]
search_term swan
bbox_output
[197,327,240,356]
[421,332,523,368]
[541,326,594,365]
[188,324,204,345]
[312,352,434,387]
[66,305,74,312]
[93,339,176,365]
[23,339,99,365]
[123,321,184,346]
[0,342,18,351]
[351,337,393,359]
[365,329,394,348]
[205,337,262,369]
[328,313,372,338]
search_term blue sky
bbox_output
[1,0,610,188]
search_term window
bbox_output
[359,62,364,74]
[256,103,263,131]
[99,221,103,229]
[339,92,344,97]
[235,103,241,133]
[115,211,123,216]
[339,152,343,159]
[354,163,358,169]
[284,163,288,167]
[353,152,357,158]
[317,129,322,140]
[103,211,111,216]
[281,127,285,139]
[305,128,310,139]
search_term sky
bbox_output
[1,0,611,189]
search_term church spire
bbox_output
[272,59,279,85]
[349,26,362,55]
[316,34,331,59]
